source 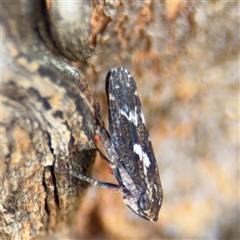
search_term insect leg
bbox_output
[94,101,119,165]
[69,169,121,192]
[94,135,111,164]
[95,126,119,165]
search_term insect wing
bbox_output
[106,67,163,221]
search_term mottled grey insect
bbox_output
[70,67,163,222]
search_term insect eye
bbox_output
[138,193,150,210]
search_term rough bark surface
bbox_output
[1,1,96,239]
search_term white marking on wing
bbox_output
[133,144,151,168]
[140,108,146,125]
[120,106,138,126]
[109,93,115,100]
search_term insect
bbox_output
[69,67,163,222]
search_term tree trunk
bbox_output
[1,1,96,239]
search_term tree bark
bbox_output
[1,1,96,239]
